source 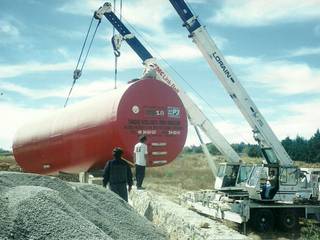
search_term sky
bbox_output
[0,0,320,150]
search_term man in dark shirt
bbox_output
[103,147,133,202]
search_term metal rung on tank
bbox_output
[153,160,168,165]
[152,151,167,156]
[151,142,167,147]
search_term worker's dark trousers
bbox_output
[109,183,128,202]
[135,164,145,188]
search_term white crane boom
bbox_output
[169,0,293,166]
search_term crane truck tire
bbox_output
[251,209,275,232]
[278,209,299,231]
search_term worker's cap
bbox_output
[112,147,123,155]
[139,135,147,141]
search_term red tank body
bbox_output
[13,79,188,174]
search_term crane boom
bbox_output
[169,0,293,166]
[94,3,241,172]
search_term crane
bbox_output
[169,0,320,203]
[91,1,319,231]
[94,2,254,191]
[163,0,320,232]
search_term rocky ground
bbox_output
[130,188,248,240]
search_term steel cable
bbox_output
[64,16,101,107]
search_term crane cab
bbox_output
[215,163,253,191]
[246,165,315,202]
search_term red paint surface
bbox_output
[13,79,188,174]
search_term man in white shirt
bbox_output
[134,135,148,190]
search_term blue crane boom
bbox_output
[95,3,152,62]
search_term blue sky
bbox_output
[0,0,320,150]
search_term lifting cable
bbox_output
[111,0,123,89]
[64,15,101,107]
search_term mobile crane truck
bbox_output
[169,0,320,232]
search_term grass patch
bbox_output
[146,153,320,192]
[300,219,320,240]
[0,155,20,171]
[146,153,215,191]
[145,153,320,238]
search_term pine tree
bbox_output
[309,129,320,163]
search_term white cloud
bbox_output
[0,79,125,99]
[217,54,320,95]
[184,90,255,145]
[245,60,320,95]
[0,48,141,79]
[213,99,320,145]
[70,79,126,97]
[271,100,320,140]
[0,61,73,79]
[86,50,141,70]
[184,122,250,148]
[0,103,54,150]
[56,48,70,59]
[185,97,320,147]
[0,20,19,37]
[136,23,228,60]
[288,46,320,57]
[226,55,259,65]
[211,0,320,27]
[58,0,173,31]
[121,0,173,31]
[57,0,103,16]
[213,121,253,144]
[160,44,201,60]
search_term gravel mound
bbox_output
[0,171,167,240]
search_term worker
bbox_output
[103,147,133,202]
[265,168,277,199]
[223,167,237,187]
[134,135,148,190]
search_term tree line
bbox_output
[184,129,320,163]
[0,148,12,156]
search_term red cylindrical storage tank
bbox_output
[13,78,188,175]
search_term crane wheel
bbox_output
[252,209,275,232]
[278,209,299,231]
